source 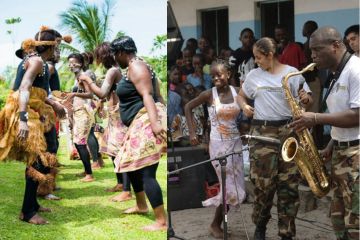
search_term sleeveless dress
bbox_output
[202,86,246,207]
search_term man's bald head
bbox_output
[309,26,347,71]
[310,26,344,45]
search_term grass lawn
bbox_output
[0,136,167,240]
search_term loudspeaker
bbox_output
[167,146,206,211]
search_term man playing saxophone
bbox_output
[237,37,313,240]
[290,26,359,240]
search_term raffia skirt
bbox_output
[114,102,167,173]
[0,87,57,182]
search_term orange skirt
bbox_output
[0,87,56,167]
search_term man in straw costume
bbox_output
[0,26,71,224]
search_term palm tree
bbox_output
[151,34,167,54]
[59,0,115,52]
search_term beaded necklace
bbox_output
[22,52,46,77]
[125,57,155,81]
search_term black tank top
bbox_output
[116,62,158,127]
[13,56,50,92]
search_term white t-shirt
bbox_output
[243,65,310,120]
[326,55,360,141]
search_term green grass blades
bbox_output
[0,136,167,240]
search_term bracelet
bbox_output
[314,113,317,125]
[19,111,29,122]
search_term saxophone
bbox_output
[281,63,330,198]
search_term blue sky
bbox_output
[0,0,166,73]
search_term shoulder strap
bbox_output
[320,51,352,112]
[212,87,218,99]
[229,85,237,97]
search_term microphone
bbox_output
[243,134,281,145]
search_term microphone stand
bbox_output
[219,156,228,240]
[168,145,251,240]
[167,129,186,240]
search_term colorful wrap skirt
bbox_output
[72,104,94,145]
[99,105,128,157]
[114,102,167,173]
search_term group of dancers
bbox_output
[0,26,167,231]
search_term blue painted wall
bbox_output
[180,25,198,48]
[179,8,359,50]
[295,9,359,42]
[180,20,261,50]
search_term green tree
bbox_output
[151,34,166,54]
[59,0,115,52]
[148,34,167,82]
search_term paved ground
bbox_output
[170,182,336,240]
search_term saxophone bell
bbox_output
[282,137,298,162]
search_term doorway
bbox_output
[199,7,229,55]
[259,0,294,40]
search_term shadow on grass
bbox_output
[0,202,157,239]
[52,185,114,199]
[49,203,155,224]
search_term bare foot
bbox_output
[80,175,95,182]
[209,225,224,239]
[91,162,101,170]
[27,214,49,225]
[142,222,167,231]
[111,192,132,202]
[75,172,86,177]
[105,184,123,192]
[38,206,52,212]
[97,155,105,167]
[124,206,149,214]
[44,194,61,200]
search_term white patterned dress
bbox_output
[202,86,246,207]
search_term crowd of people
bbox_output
[168,22,359,240]
[0,26,167,231]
